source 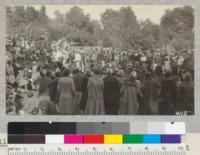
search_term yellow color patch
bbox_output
[104,135,123,144]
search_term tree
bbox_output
[101,7,140,49]
[6,6,27,34]
[63,6,99,45]
[54,10,64,23]
[47,10,65,41]
[25,6,39,23]
[39,6,48,23]
[101,9,119,29]
[101,9,119,47]
[138,19,161,50]
[160,6,194,50]
[65,6,90,29]
[117,7,140,49]
[6,5,193,50]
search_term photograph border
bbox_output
[0,0,200,133]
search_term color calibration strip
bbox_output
[8,122,185,144]
[8,134,182,144]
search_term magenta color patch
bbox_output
[64,135,83,144]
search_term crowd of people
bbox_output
[6,35,194,115]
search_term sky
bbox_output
[32,5,185,24]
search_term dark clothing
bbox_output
[12,63,18,78]
[73,73,84,113]
[159,79,177,115]
[176,81,194,114]
[35,76,51,97]
[142,78,160,115]
[183,55,194,71]
[155,65,163,78]
[103,75,120,115]
[79,76,89,111]
[73,73,84,92]
[49,78,59,103]
[27,80,33,91]
[138,65,149,82]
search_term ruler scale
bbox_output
[8,144,187,155]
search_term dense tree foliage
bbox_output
[6,5,194,50]
[160,6,194,50]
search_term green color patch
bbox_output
[123,134,143,144]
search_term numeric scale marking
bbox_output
[8,144,188,155]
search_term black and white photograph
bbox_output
[6,5,194,115]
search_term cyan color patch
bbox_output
[143,135,161,143]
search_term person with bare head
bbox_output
[85,68,105,115]
[120,71,141,115]
[57,68,76,114]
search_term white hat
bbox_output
[131,71,137,78]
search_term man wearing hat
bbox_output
[103,69,120,115]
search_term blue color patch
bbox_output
[143,135,161,143]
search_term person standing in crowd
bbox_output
[142,72,160,115]
[159,71,177,115]
[176,73,194,115]
[115,69,126,115]
[138,62,149,82]
[34,71,51,97]
[103,69,120,115]
[12,59,19,79]
[72,68,84,114]
[6,60,15,85]
[120,71,141,115]
[164,55,171,72]
[177,53,185,73]
[49,72,60,104]
[79,69,92,114]
[155,64,163,79]
[31,62,39,81]
[57,68,76,114]
[85,68,105,115]
[34,71,55,115]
